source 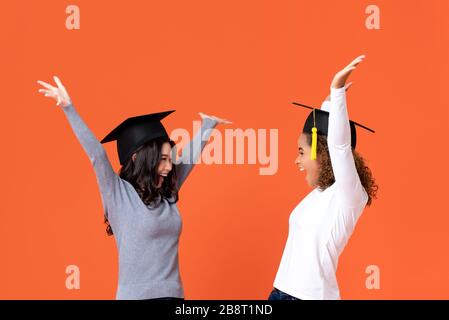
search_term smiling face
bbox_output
[295,133,321,188]
[156,142,173,188]
[131,141,173,189]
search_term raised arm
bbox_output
[176,112,231,189]
[37,77,122,218]
[327,56,367,207]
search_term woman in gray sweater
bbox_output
[37,76,230,300]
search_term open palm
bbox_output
[331,55,365,89]
[37,76,72,107]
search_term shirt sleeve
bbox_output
[61,104,124,220]
[175,117,218,190]
[327,87,368,207]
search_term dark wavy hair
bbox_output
[104,136,179,236]
[305,133,378,206]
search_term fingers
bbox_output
[345,82,353,91]
[38,88,57,98]
[347,66,357,72]
[214,118,232,125]
[199,112,232,124]
[37,82,59,102]
[331,55,365,89]
[53,76,65,90]
[350,54,366,65]
[346,55,365,69]
[338,66,357,80]
[37,80,55,90]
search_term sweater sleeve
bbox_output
[61,104,123,220]
[176,117,218,190]
[327,87,367,207]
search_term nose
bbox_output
[295,155,301,165]
[164,160,173,172]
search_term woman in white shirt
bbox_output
[270,55,378,300]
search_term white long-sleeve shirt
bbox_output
[273,87,368,300]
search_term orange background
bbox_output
[0,0,448,299]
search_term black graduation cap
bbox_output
[101,110,175,165]
[292,102,374,150]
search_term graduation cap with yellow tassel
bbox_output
[292,101,375,160]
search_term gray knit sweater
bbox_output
[62,104,217,300]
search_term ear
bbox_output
[132,153,137,162]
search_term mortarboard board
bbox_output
[292,101,374,159]
[101,110,175,165]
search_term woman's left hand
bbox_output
[331,55,365,89]
[199,112,232,125]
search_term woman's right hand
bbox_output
[331,55,365,89]
[37,76,72,107]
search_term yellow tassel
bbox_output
[311,127,317,160]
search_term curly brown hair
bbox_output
[305,133,378,206]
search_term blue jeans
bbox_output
[268,288,301,300]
